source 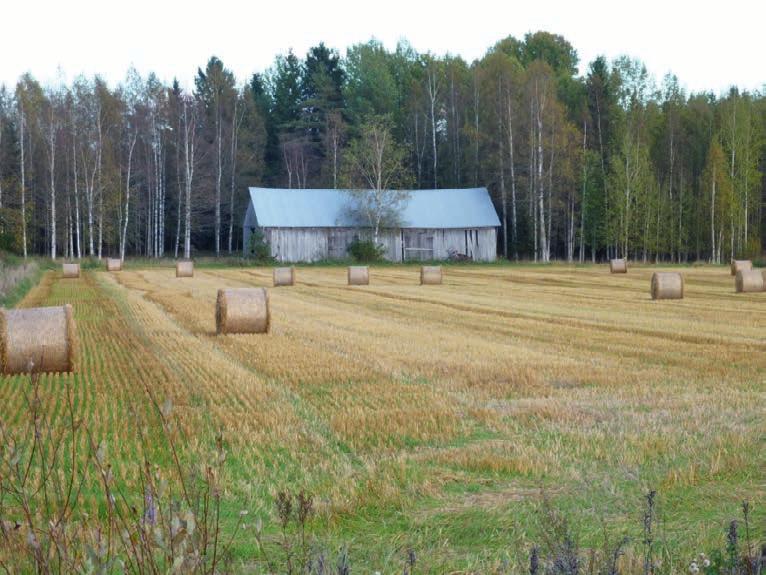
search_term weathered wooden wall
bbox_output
[401,228,496,261]
[245,223,497,263]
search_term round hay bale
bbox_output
[0,304,77,374]
[62,263,80,278]
[650,272,684,300]
[106,258,122,272]
[215,288,270,335]
[735,270,764,293]
[176,261,194,278]
[609,258,627,273]
[731,259,752,276]
[273,267,295,287]
[348,266,369,286]
[420,266,443,285]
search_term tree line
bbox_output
[0,31,764,262]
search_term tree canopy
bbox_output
[0,32,764,262]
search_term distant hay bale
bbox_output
[0,304,77,374]
[650,272,684,300]
[735,270,764,293]
[216,288,270,335]
[62,263,80,278]
[731,259,752,276]
[348,266,369,285]
[273,267,295,287]
[176,261,194,278]
[609,258,627,273]
[420,265,443,285]
[106,258,122,272]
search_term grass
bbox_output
[0,255,44,307]
[1,262,764,572]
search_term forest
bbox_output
[0,31,764,263]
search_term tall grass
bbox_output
[0,371,245,573]
[0,259,40,307]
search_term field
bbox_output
[3,263,765,571]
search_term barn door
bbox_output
[403,230,434,261]
[463,229,478,259]
[328,232,345,259]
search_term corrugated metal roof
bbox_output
[247,187,500,229]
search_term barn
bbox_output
[242,187,500,262]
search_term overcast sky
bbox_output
[3,0,763,95]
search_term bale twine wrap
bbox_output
[216,288,270,335]
[609,258,628,273]
[731,259,752,276]
[62,263,80,278]
[0,304,77,374]
[650,272,684,300]
[420,265,443,285]
[348,266,369,286]
[176,261,194,278]
[106,258,122,272]
[735,270,764,293]
[273,267,295,287]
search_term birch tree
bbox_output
[17,99,27,258]
[181,95,198,260]
[341,116,412,244]
[424,57,441,188]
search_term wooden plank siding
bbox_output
[248,226,497,263]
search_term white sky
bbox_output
[3,0,764,95]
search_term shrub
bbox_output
[347,238,385,262]
[247,227,273,262]
[0,373,240,572]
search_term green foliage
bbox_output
[269,50,304,133]
[2,31,766,264]
[0,259,39,307]
[347,238,385,262]
[0,230,14,253]
[343,40,399,124]
[247,227,273,262]
[341,115,413,240]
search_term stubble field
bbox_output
[3,263,765,570]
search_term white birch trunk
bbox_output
[215,102,222,256]
[47,110,58,260]
[72,134,81,258]
[535,80,548,263]
[228,97,242,254]
[183,98,196,260]
[507,104,518,260]
[120,133,137,260]
[19,102,28,259]
[427,67,439,188]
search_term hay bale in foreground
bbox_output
[735,270,764,293]
[106,258,122,272]
[609,258,628,273]
[731,259,752,276]
[62,263,80,278]
[348,266,369,285]
[420,266,443,285]
[650,272,684,300]
[216,288,270,334]
[273,267,295,287]
[176,261,194,278]
[0,304,77,374]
